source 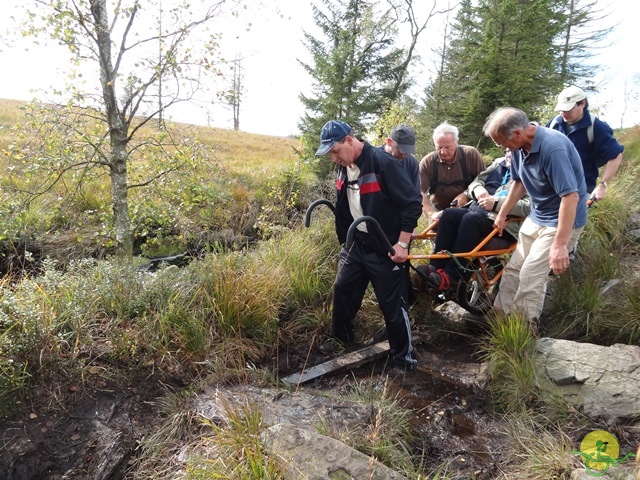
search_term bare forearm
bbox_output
[554,193,578,248]
[601,153,623,184]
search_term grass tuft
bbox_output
[187,398,286,479]
[480,313,538,414]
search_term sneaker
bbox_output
[427,269,455,292]
[415,264,436,280]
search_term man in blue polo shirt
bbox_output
[483,107,588,332]
[546,85,624,199]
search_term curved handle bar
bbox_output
[345,216,396,256]
[304,199,336,227]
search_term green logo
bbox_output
[571,430,636,476]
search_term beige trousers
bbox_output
[494,217,584,322]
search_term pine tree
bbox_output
[423,0,565,149]
[297,0,408,159]
[555,0,614,87]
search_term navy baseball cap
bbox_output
[390,124,416,155]
[316,120,352,156]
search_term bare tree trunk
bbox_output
[559,0,574,84]
[110,135,133,258]
[232,58,242,131]
[91,0,133,258]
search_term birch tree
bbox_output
[17,0,229,257]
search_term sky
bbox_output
[1,0,639,137]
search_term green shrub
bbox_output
[480,313,538,414]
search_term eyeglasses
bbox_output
[493,132,513,148]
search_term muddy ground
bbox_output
[0,316,637,480]
[0,319,510,480]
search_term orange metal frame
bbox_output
[406,217,522,261]
[406,217,522,295]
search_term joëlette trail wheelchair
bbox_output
[305,199,521,316]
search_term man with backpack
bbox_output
[418,122,485,221]
[546,86,624,200]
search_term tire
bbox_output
[456,257,504,316]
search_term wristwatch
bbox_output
[397,241,409,249]
[599,181,608,187]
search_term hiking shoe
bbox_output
[390,360,417,374]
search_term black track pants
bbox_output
[331,244,417,368]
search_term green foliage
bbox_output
[316,377,418,476]
[16,0,230,256]
[422,0,618,149]
[254,162,307,239]
[368,98,421,148]
[543,161,640,345]
[0,214,340,413]
[261,218,338,311]
[422,0,568,148]
[503,416,574,480]
[298,0,410,158]
[555,0,615,85]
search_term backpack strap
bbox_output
[549,114,594,144]
[458,146,469,186]
[587,112,595,144]
[428,147,469,195]
[429,154,439,195]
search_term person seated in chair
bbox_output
[421,149,530,291]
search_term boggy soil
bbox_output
[306,331,512,479]
[0,321,516,480]
[0,365,191,480]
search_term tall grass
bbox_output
[480,313,539,414]
[314,376,421,477]
[542,153,640,344]
[500,416,575,480]
[0,215,337,415]
[187,398,286,479]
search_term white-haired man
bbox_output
[418,122,485,220]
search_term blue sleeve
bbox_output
[593,119,624,167]
[545,146,579,197]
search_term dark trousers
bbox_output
[431,208,513,281]
[332,242,416,368]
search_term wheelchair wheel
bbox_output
[456,257,504,316]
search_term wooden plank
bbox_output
[280,341,391,386]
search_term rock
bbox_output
[195,387,372,432]
[434,300,478,325]
[536,338,640,423]
[571,466,637,479]
[261,423,408,480]
[628,228,640,244]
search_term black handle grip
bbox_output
[304,199,336,227]
[345,216,396,256]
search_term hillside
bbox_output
[0,98,306,267]
[0,98,302,172]
[0,98,639,479]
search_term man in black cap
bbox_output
[382,124,420,195]
[316,120,423,372]
[380,124,421,304]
